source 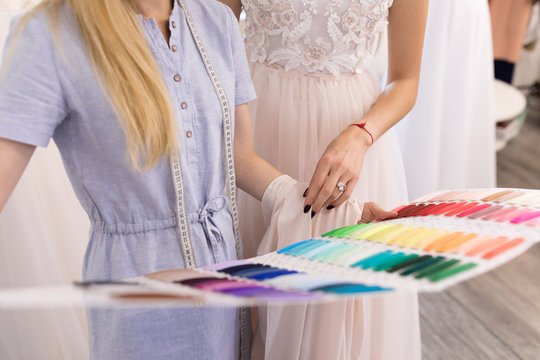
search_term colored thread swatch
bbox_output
[140,188,540,303]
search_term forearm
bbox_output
[234,103,282,201]
[0,138,35,212]
[351,0,427,142]
[354,77,419,141]
[235,151,282,201]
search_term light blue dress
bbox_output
[0,0,256,358]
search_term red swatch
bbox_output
[444,202,479,217]
[456,204,492,218]
[416,203,444,216]
[432,202,464,215]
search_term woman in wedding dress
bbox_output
[0,1,89,359]
[222,0,428,359]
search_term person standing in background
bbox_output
[396,0,496,201]
[491,0,538,84]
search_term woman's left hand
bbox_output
[304,125,371,215]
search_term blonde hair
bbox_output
[9,0,178,170]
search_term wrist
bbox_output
[348,122,374,147]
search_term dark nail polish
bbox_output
[303,188,308,197]
[311,210,316,218]
[326,205,335,210]
[304,205,311,213]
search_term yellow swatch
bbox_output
[387,227,425,246]
[365,224,403,241]
[398,228,439,248]
[411,230,450,250]
[352,223,393,240]
[376,225,414,244]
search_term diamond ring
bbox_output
[336,182,346,192]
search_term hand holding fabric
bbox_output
[303,125,371,215]
[358,202,398,224]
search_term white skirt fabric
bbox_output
[395,0,496,201]
[238,62,420,360]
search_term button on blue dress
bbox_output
[0,0,256,358]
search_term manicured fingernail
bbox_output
[326,205,335,210]
[303,188,308,197]
[311,210,316,218]
[304,205,311,213]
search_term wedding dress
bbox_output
[237,0,420,358]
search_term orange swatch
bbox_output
[436,233,478,253]
[482,238,525,259]
[423,232,463,252]
[466,236,508,257]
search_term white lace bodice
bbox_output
[242,0,393,75]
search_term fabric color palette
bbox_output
[141,188,540,302]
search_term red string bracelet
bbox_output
[349,122,374,145]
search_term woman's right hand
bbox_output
[358,202,398,224]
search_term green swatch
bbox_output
[428,263,477,282]
[414,259,460,279]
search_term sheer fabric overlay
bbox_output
[238,62,420,359]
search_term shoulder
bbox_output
[181,0,235,30]
[8,2,79,52]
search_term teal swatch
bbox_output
[289,239,326,256]
[325,244,358,261]
[374,253,417,272]
[313,283,391,294]
[315,243,352,262]
[351,250,393,269]
[302,241,333,258]
[277,239,313,254]
[309,243,347,260]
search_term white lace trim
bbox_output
[243,0,393,76]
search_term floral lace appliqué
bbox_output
[242,0,393,75]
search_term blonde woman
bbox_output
[0,0,397,358]
[223,0,427,359]
[0,0,279,358]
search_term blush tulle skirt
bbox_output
[238,62,421,360]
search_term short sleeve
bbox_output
[226,9,256,105]
[0,14,67,147]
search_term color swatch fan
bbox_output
[140,188,540,304]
